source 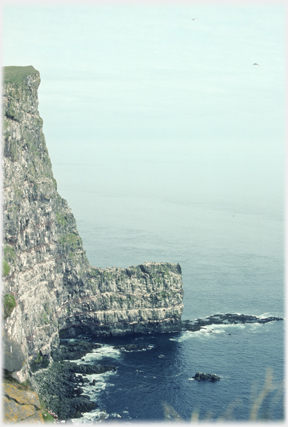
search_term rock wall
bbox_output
[2,66,184,377]
[3,381,44,423]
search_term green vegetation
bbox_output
[43,302,52,316]
[56,212,67,227]
[4,245,16,262]
[42,312,50,325]
[103,270,113,280]
[52,178,57,190]
[160,291,169,299]
[3,65,38,86]
[7,205,20,214]
[30,351,49,373]
[13,187,23,202]
[89,268,100,277]
[42,409,55,422]
[59,233,81,252]
[35,351,43,364]
[3,259,10,276]
[23,130,39,159]
[4,293,16,319]
[4,137,19,161]
[66,306,73,315]
[35,116,43,127]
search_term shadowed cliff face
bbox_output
[2,66,184,377]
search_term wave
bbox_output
[171,315,283,342]
[74,344,122,364]
[71,408,109,423]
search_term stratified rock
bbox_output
[2,65,184,372]
[2,65,184,422]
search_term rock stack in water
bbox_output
[2,65,184,418]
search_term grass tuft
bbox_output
[3,65,39,86]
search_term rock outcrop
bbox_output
[3,380,44,423]
[193,372,220,382]
[2,66,184,381]
[181,313,283,332]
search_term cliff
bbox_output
[3,378,44,423]
[2,66,184,383]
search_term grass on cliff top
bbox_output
[3,65,39,85]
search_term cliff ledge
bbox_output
[2,66,184,390]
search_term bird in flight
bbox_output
[191,18,196,20]
[253,63,259,66]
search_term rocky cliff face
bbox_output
[3,380,44,423]
[2,66,184,380]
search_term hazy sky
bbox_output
[2,2,286,211]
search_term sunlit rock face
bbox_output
[3,382,44,423]
[2,66,184,373]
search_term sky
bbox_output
[2,1,286,213]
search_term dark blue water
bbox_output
[68,320,284,422]
[52,163,284,422]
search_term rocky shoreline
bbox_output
[27,313,284,421]
[31,351,116,420]
[30,339,169,421]
[181,313,283,332]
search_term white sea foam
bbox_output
[110,412,122,419]
[206,323,245,331]
[78,370,116,396]
[258,312,283,319]
[71,408,109,423]
[170,322,252,342]
[73,344,122,364]
[169,330,203,342]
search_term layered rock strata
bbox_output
[2,66,184,379]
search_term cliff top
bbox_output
[3,65,39,86]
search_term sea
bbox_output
[52,162,285,423]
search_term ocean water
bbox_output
[52,163,284,422]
